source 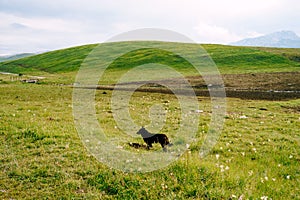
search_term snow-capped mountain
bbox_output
[231,31,300,48]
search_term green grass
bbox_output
[0,53,35,63]
[0,42,299,85]
[0,42,299,199]
[203,44,300,73]
[254,46,300,63]
[0,82,299,199]
[0,44,97,74]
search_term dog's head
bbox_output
[136,127,145,135]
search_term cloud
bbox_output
[0,12,107,55]
[193,23,266,44]
[0,0,299,54]
[193,23,242,44]
[9,23,28,29]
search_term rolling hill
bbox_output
[0,42,299,76]
[0,53,35,63]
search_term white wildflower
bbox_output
[261,196,268,200]
[195,109,203,113]
[220,165,225,172]
[248,170,253,176]
[161,183,168,189]
[239,115,248,119]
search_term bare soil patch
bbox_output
[93,72,300,100]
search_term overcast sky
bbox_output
[1,0,299,55]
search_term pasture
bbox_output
[0,80,299,199]
[0,42,299,199]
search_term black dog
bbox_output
[136,127,170,150]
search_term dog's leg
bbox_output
[147,142,152,149]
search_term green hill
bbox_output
[0,42,299,76]
[0,53,35,63]
[204,44,300,73]
[0,44,97,74]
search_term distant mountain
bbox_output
[231,31,300,48]
[0,53,34,62]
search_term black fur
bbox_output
[136,127,170,150]
[129,142,141,148]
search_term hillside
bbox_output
[0,42,299,76]
[0,53,35,63]
[0,44,97,74]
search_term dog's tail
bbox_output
[128,142,141,148]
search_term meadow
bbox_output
[0,42,299,199]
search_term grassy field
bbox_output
[0,42,299,81]
[0,42,300,199]
[0,81,299,199]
